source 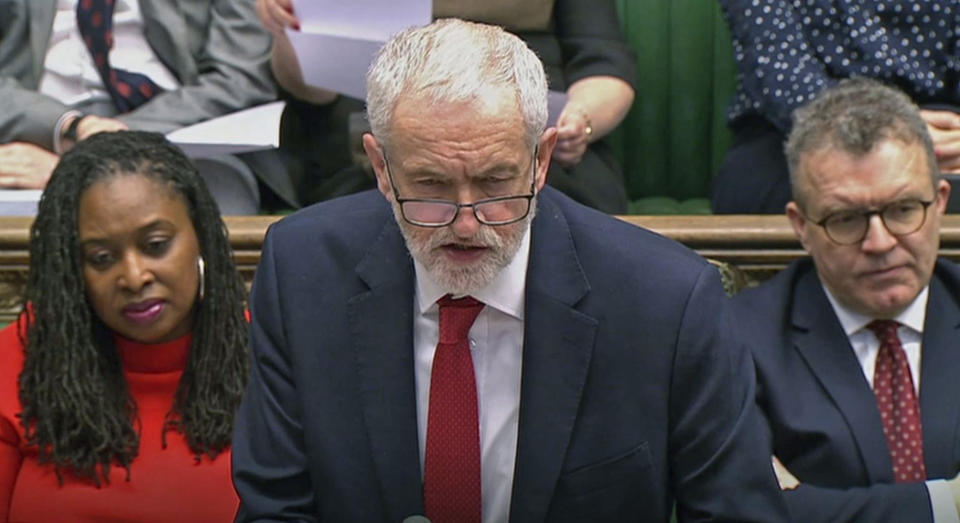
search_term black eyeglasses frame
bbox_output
[381,147,539,228]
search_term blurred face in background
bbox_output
[78,173,201,343]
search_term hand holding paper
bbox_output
[257,0,300,35]
[280,0,430,100]
[277,1,569,124]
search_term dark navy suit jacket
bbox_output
[733,258,960,522]
[232,187,788,522]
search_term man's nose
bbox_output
[447,185,485,238]
[449,203,482,238]
[861,214,898,253]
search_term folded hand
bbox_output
[0,142,59,189]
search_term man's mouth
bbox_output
[861,264,907,279]
[441,243,488,261]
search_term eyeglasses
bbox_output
[382,149,538,228]
[811,198,936,245]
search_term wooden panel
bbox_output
[5,214,960,323]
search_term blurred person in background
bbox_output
[0,0,281,214]
[714,0,960,214]
[256,0,636,213]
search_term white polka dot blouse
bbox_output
[719,0,960,131]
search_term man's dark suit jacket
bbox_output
[732,258,960,522]
[232,187,788,522]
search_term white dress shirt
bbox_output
[413,227,530,523]
[823,284,958,523]
[40,0,179,107]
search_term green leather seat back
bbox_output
[612,0,736,209]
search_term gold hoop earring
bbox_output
[197,257,205,301]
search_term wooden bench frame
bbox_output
[3,214,960,323]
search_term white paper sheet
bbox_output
[286,31,381,101]
[287,0,431,99]
[0,190,42,216]
[292,0,431,41]
[166,101,285,158]
[285,1,564,129]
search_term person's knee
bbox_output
[193,156,261,215]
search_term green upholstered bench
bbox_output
[613,0,736,214]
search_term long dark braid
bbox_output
[18,131,249,485]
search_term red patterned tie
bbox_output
[76,0,162,112]
[867,320,926,482]
[424,295,484,523]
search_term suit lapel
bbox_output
[28,0,57,83]
[137,0,193,82]
[348,220,424,520]
[919,266,960,478]
[790,269,896,483]
[509,195,597,522]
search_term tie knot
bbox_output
[866,319,901,341]
[438,295,485,344]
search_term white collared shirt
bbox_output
[822,285,926,395]
[413,227,530,523]
[40,0,180,107]
[822,283,958,523]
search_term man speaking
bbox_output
[232,18,787,523]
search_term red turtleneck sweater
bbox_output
[0,320,238,522]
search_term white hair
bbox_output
[366,18,548,149]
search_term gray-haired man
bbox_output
[233,18,787,522]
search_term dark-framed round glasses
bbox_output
[812,198,935,245]
[383,150,538,228]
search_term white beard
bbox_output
[395,200,535,296]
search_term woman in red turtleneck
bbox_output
[0,131,249,522]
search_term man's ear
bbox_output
[935,178,951,217]
[535,128,558,192]
[786,201,812,252]
[362,133,391,198]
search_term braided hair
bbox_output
[18,131,249,485]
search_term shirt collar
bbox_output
[821,281,928,337]
[415,226,530,320]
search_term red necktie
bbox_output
[76,0,162,112]
[867,320,926,482]
[424,295,484,523]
